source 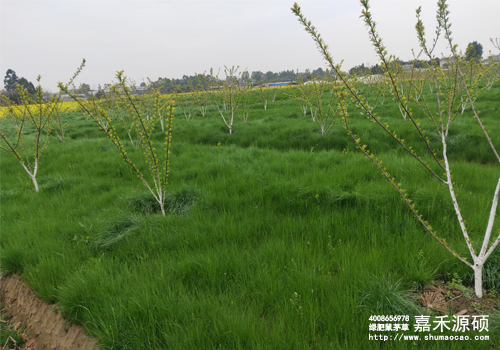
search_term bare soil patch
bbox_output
[0,274,97,350]
[417,280,500,316]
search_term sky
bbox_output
[1,0,499,93]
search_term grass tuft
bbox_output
[92,213,144,250]
[127,187,200,215]
[359,275,422,316]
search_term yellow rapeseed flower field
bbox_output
[0,100,80,120]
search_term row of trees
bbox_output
[1,62,176,216]
[7,51,491,178]
[0,61,338,201]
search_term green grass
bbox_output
[1,83,499,349]
[0,315,25,349]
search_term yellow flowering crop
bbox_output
[0,100,80,120]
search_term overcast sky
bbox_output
[1,0,499,92]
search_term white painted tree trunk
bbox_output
[199,105,207,117]
[473,261,483,298]
[300,104,307,117]
[310,106,316,121]
[460,97,469,114]
[30,174,39,192]
[414,86,423,101]
[19,158,39,192]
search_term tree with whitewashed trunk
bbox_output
[289,73,345,135]
[171,78,199,121]
[288,75,315,118]
[59,60,175,216]
[197,66,243,134]
[196,92,210,117]
[0,76,59,192]
[194,86,210,117]
[292,0,500,298]
[257,83,270,111]
[270,85,280,103]
[235,80,256,122]
[188,77,211,118]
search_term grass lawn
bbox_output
[1,83,499,349]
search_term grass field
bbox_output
[1,83,499,349]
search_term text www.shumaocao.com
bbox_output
[368,315,489,341]
[369,334,490,341]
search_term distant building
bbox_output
[356,74,387,84]
[401,61,414,71]
[440,57,457,69]
[60,93,87,101]
[303,80,328,85]
[266,82,291,87]
[134,86,148,95]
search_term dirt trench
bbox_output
[0,274,97,350]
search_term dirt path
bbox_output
[0,274,98,350]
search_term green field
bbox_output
[1,83,500,349]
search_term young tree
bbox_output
[309,74,345,135]
[49,96,79,143]
[185,77,211,118]
[235,80,256,122]
[59,60,175,216]
[292,0,500,298]
[171,81,196,121]
[257,82,270,111]
[0,76,59,192]
[288,74,315,118]
[194,87,210,118]
[290,73,344,134]
[197,66,244,134]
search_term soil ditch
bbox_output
[0,274,97,350]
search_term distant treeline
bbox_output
[151,59,441,94]
[148,67,333,94]
[348,58,440,76]
[1,58,443,104]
